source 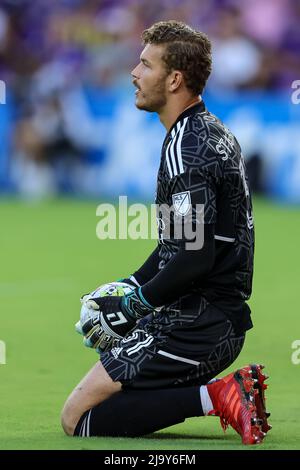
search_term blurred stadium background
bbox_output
[1,0,300,451]
[0,0,300,200]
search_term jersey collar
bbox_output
[167,99,206,137]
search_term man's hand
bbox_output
[79,311,116,352]
[79,277,138,311]
[87,288,155,321]
[77,288,155,351]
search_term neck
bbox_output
[159,95,201,131]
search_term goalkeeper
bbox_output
[61,20,270,445]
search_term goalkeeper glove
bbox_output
[80,288,155,350]
[86,287,154,320]
[80,312,116,352]
[80,276,139,306]
[117,275,140,288]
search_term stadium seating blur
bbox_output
[0,0,299,201]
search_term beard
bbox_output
[135,77,168,112]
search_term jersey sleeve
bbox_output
[131,245,160,285]
[170,167,218,226]
[141,224,215,306]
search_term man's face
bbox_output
[131,44,169,112]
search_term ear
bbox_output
[167,70,183,92]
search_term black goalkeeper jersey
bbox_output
[136,100,254,331]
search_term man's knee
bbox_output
[61,362,122,436]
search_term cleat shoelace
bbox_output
[216,368,256,436]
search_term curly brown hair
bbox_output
[142,21,212,96]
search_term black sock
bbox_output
[74,386,203,437]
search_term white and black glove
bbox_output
[78,288,155,352]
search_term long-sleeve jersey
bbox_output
[134,100,254,331]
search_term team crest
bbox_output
[172,191,191,216]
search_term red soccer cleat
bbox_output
[206,364,271,445]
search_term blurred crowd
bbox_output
[0,0,300,198]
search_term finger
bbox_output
[75,320,83,335]
[85,299,100,310]
[83,327,106,349]
[80,294,90,304]
[83,336,98,348]
[83,328,102,348]
[81,313,100,335]
[96,336,114,354]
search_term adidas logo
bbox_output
[111,347,123,358]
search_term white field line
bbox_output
[0,340,6,364]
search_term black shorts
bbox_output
[100,294,245,389]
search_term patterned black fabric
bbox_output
[155,101,254,320]
[100,101,254,389]
[101,300,245,389]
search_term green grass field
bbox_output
[0,197,300,450]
